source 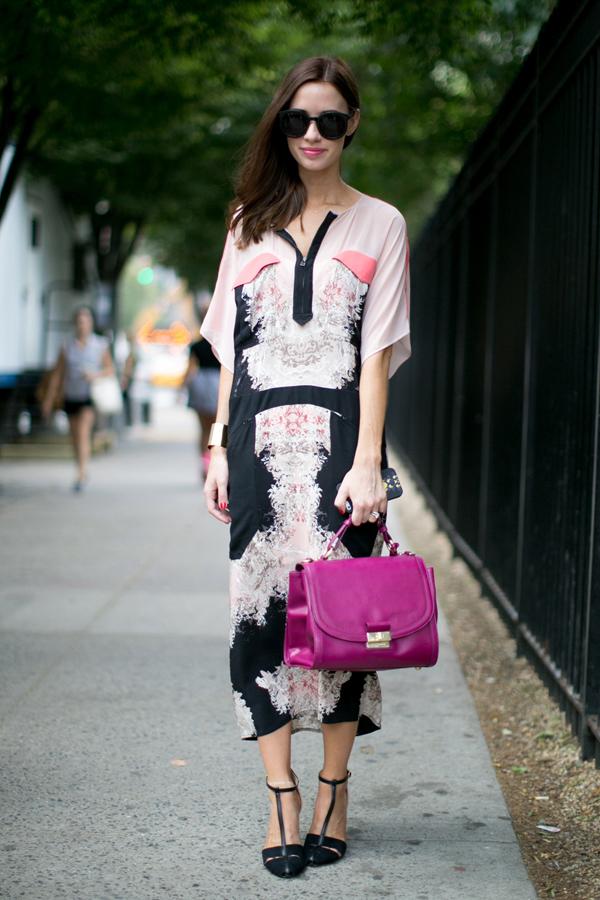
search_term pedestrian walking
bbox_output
[116,332,137,427]
[201,55,411,878]
[182,333,220,479]
[41,305,114,491]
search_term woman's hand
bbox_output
[204,447,231,524]
[334,462,387,527]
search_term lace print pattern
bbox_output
[358,673,382,728]
[229,404,351,645]
[371,528,385,557]
[240,261,369,390]
[256,666,353,722]
[233,690,256,739]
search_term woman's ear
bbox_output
[348,107,360,136]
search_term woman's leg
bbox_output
[68,413,84,482]
[199,413,213,455]
[308,721,358,850]
[78,406,95,481]
[69,407,95,483]
[258,723,302,854]
[196,411,213,480]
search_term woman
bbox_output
[201,55,411,877]
[42,305,114,491]
[182,333,220,480]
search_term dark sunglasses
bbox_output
[278,107,356,141]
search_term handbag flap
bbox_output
[303,554,435,642]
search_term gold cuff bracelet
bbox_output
[207,422,228,448]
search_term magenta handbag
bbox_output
[284,515,438,671]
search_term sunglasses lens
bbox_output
[280,110,309,137]
[318,112,348,139]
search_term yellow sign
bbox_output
[137,320,192,346]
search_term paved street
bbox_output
[0,407,537,899]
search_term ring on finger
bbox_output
[368,510,380,521]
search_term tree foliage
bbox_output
[0,0,555,306]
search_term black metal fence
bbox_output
[387,0,600,764]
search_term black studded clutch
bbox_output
[381,467,403,501]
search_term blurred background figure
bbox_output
[182,332,219,480]
[114,331,137,427]
[41,305,114,491]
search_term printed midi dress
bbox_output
[200,192,411,740]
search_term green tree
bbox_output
[1,0,555,319]
[149,0,556,290]
[0,0,260,321]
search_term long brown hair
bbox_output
[227,56,360,248]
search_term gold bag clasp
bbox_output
[366,630,391,649]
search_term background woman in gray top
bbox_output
[42,305,114,491]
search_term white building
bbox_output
[0,145,92,387]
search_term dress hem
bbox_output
[239,713,381,742]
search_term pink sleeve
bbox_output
[199,228,237,373]
[360,213,411,379]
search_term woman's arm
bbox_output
[203,365,233,524]
[121,350,135,389]
[84,347,114,381]
[41,349,66,419]
[333,346,392,526]
[99,347,115,378]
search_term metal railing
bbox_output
[387,0,600,764]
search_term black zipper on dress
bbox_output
[275,212,337,325]
[299,257,306,306]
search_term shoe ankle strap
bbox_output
[266,769,299,794]
[318,769,351,786]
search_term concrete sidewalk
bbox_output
[0,407,537,899]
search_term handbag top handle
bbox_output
[322,514,402,561]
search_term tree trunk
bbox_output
[0,106,41,224]
[0,77,17,161]
[91,213,144,332]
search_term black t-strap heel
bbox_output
[262,770,306,878]
[304,770,351,865]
